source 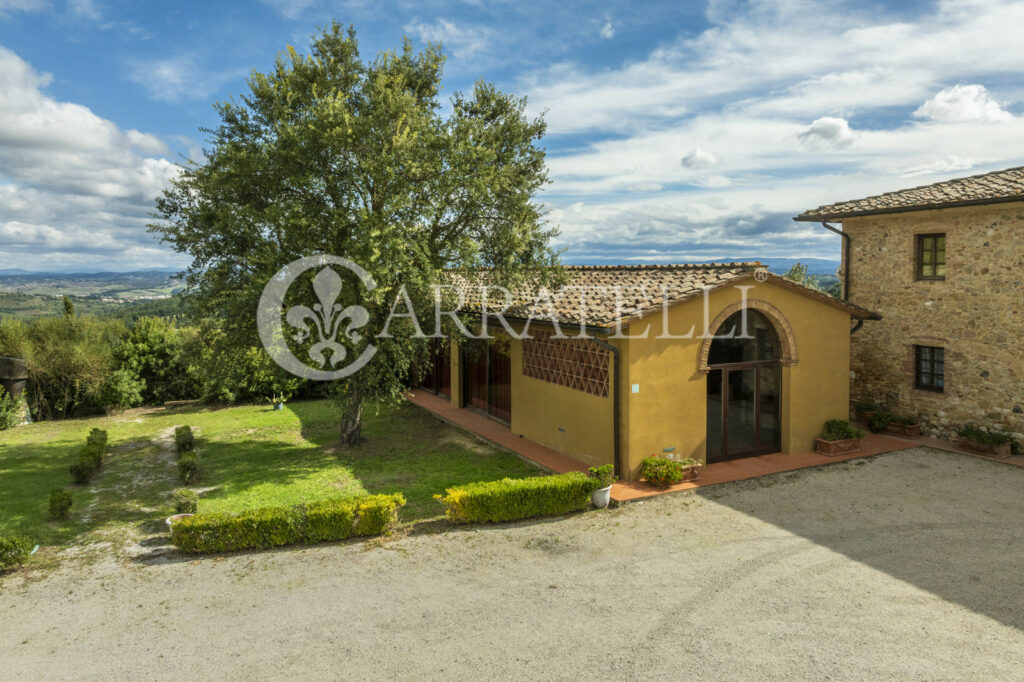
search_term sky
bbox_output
[2,0,1024,272]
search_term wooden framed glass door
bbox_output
[707,363,781,461]
[461,335,511,423]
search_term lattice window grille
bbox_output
[522,329,610,397]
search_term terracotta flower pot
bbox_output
[815,437,861,457]
[885,423,921,438]
[959,438,1011,459]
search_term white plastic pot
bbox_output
[166,513,194,528]
[591,484,613,508]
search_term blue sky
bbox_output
[2,0,1024,272]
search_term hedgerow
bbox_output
[68,428,109,484]
[0,536,32,571]
[434,473,599,524]
[169,493,405,553]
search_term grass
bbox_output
[0,399,543,549]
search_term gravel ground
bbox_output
[3,447,1023,681]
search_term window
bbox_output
[916,233,946,280]
[914,345,945,392]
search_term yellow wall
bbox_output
[619,280,852,479]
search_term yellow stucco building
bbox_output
[419,263,878,481]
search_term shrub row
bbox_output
[958,423,1022,454]
[173,425,199,483]
[173,488,198,514]
[434,473,600,524]
[0,536,32,571]
[170,493,406,553]
[49,488,73,519]
[68,428,109,484]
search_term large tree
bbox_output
[151,23,560,444]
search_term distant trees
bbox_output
[783,262,841,298]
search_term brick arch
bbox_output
[697,300,798,373]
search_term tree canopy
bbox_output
[150,23,561,443]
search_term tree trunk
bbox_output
[338,382,364,447]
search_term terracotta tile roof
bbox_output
[445,263,879,328]
[794,165,1024,221]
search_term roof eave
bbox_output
[793,194,1024,222]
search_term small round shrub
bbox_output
[178,452,199,484]
[588,464,616,488]
[0,536,32,571]
[821,419,864,441]
[640,457,699,487]
[49,488,73,519]
[172,488,198,514]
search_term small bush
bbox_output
[178,452,199,484]
[169,493,406,553]
[172,488,198,514]
[68,429,108,484]
[821,419,864,441]
[49,488,73,519]
[891,414,919,426]
[69,459,97,484]
[435,473,599,524]
[958,423,1019,453]
[0,536,32,571]
[588,464,616,488]
[0,385,20,430]
[87,427,108,450]
[99,368,145,411]
[640,457,699,487]
[174,425,194,454]
[868,411,893,433]
[854,399,879,413]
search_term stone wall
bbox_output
[841,202,1024,441]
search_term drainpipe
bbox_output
[820,220,850,300]
[590,337,622,480]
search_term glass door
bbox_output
[707,364,781,461]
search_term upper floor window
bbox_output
[916,233,946,280]
[914,345,945,392]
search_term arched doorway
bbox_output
[706,309,782,461]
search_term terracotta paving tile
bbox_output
[406,389,1022,503]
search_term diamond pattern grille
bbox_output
[522,330,610,397]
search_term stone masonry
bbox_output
[840,202,1024,441]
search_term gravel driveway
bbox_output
[3,447,1023,680]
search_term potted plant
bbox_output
[816,419,864,456]
[269,393,286,411]
[854,399,880,422]
[868,410,893,434]
[640,456,700,487]
[588,464,617,508]
[884,414,922,438]
[957,423,1016,459]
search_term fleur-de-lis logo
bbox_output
[257,255,377,381]
[285,267,370,368]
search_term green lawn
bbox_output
[0,399,542,548]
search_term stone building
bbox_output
[795,166,1024,441]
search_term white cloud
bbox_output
[404,18,491,59]
[680,147,718,169]
[796,117,855,150]
[901,155,978,177]
[0,0,46,14]
[126,55,245,104]
[0,47,183,271]
[913,84,1013,123]
[67,0,99,20]
[600,19,615,39]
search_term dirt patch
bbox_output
[3,448,1023,679]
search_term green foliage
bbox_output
[891,414,919,426]
[178,452,199,484]
[172,488,198,514]
[868,411,893,433]
[169,494,406,553]
[149,23,561,443]
[435,473,599,523]
[640,457,699,487]
[0,385,19,430]
[588,464,616,488]
[957,423,1018,451]
[174,425,194,453]
[854,399,879,413]
[99,368,145,411]
[822,419,864,441]
[49,488,73,519]
[69,430,108,484]
[0,535,32,571]
[115,316,200,404]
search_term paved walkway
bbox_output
[406,389,952,502]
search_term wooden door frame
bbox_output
[708,360,782,462]
[460,338,511,425]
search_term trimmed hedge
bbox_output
[68,429,109,484]
[173,488,198,514]
[434,473,600,524]
[170,493,406,553]
[49,488,73,519]
[178,452,199,484]
[0,536,32,571]
[174,425,194,454]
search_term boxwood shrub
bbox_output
[68,430,109,484]
[170,493,406,553]
[434,473,600,524]
[174,425,194,454]
[178,452,199,484]
[0,536,32,571]
[821,419,864,441]
[49,488,73,519]
[172,488,198,514]
[640,457,699,487]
